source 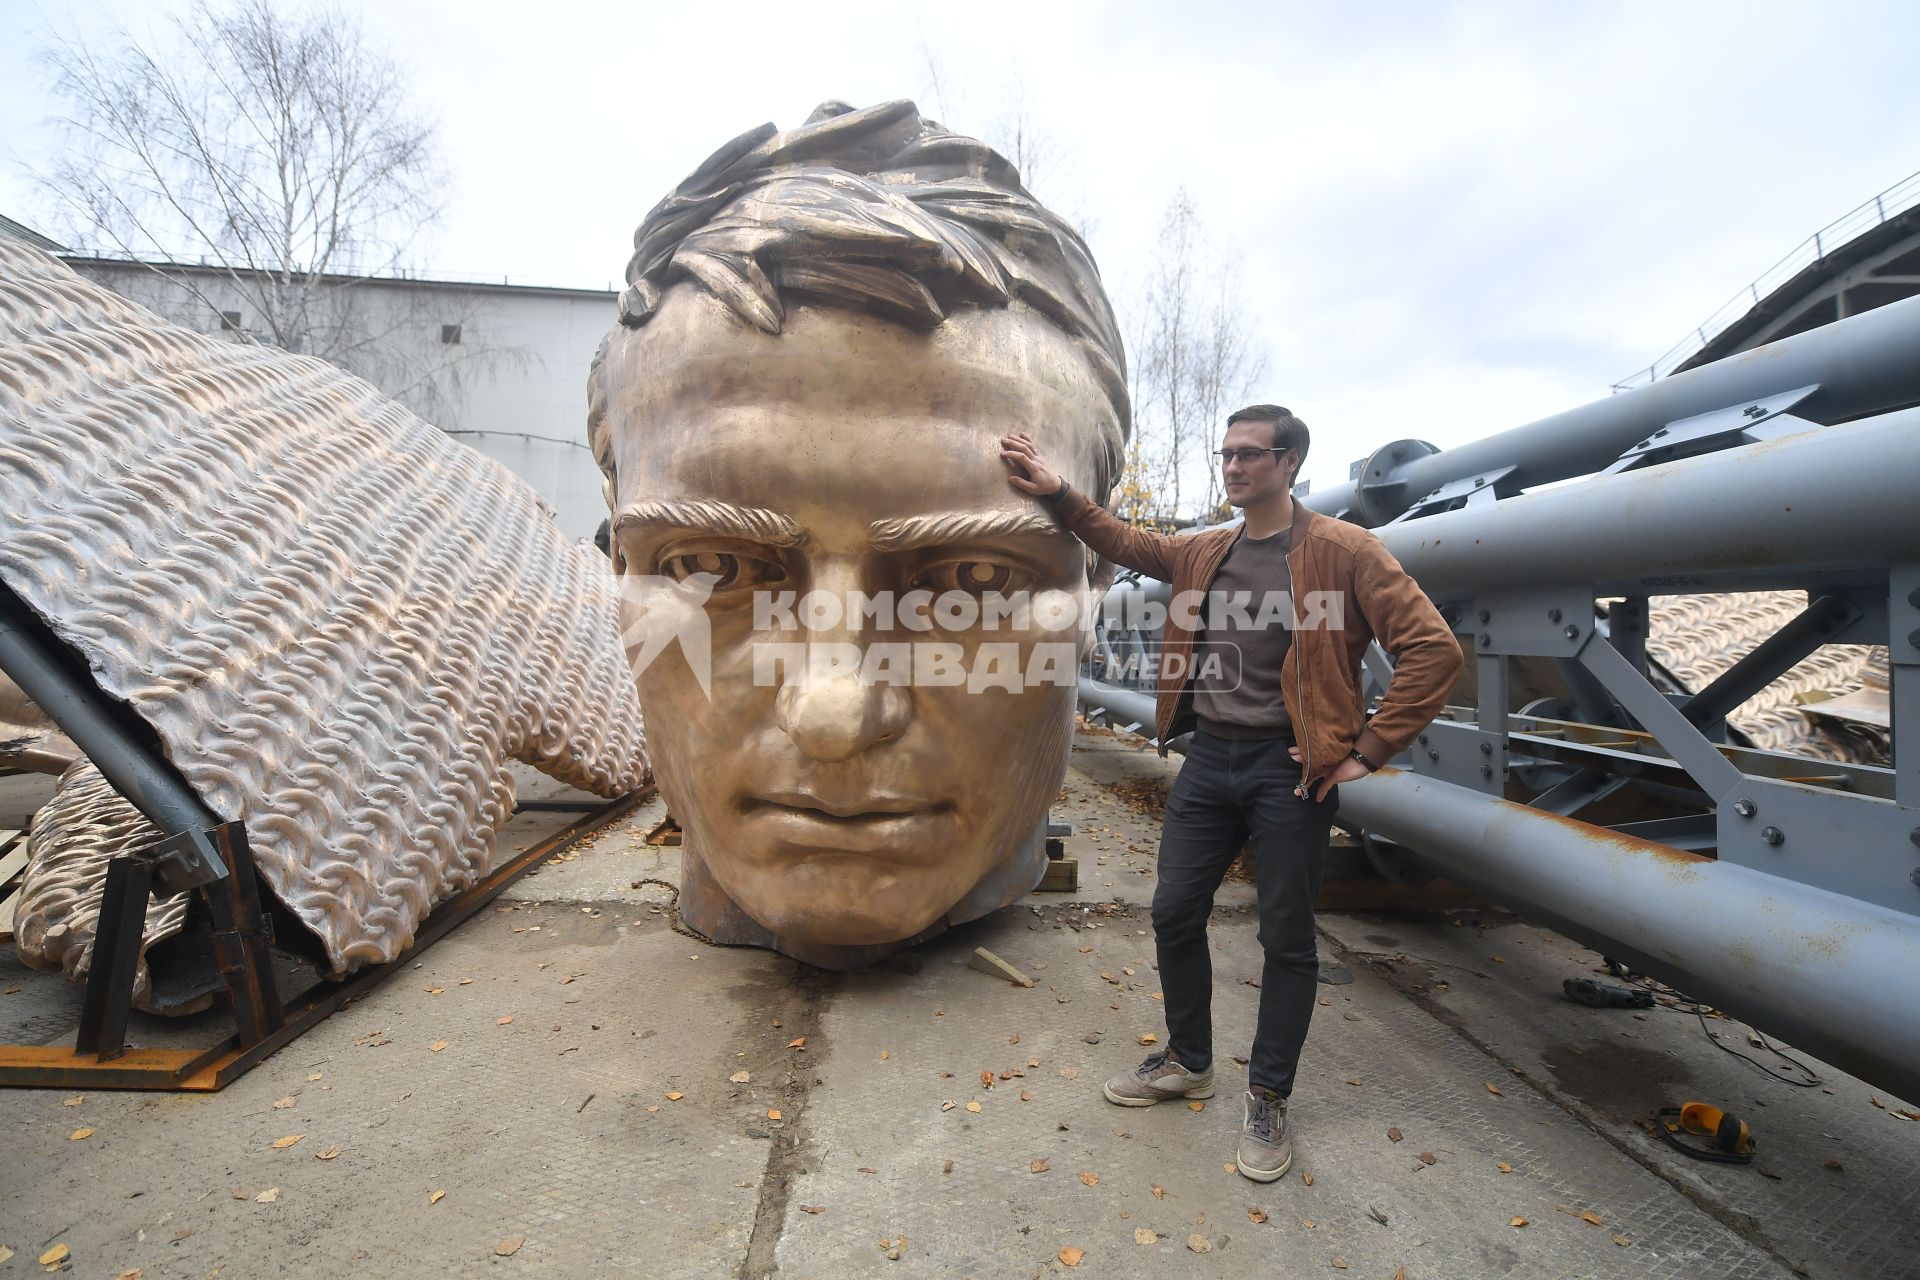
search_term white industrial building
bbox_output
[0,220,619,543]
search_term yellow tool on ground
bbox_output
[1655,1102,1756,1164]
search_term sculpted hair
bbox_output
[588,99,1129,500]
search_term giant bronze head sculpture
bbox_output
[589,100,1129,967]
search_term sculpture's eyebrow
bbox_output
[867,509,1059,552]
[612,498,806,546]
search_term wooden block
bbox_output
[1037,858,1078,893]
[967,946,1035,988]
[0,841,28,893]
[0,890,17,942]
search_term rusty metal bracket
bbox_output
[0,787,650,1092]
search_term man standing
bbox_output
[1001,407,1460,1182]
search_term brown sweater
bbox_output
[1053,488,1463,786]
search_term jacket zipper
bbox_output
[1289,531,1313,783]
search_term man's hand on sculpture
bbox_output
[1289,746,1371,802]
[1000,432,1063,497]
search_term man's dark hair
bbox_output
[1226,404,1310,464]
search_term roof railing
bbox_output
[1612,169,1920,391]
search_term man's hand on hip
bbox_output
[1289,746,1370,802]
[1000,432,1063,497]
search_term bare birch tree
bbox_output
[32,0,507,424]
[1120,190,1266,526]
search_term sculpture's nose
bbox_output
[775,658,910,762]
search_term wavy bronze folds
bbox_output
[0,241,648,1004]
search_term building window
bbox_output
[441,324,462,345]
[219,310,243,330]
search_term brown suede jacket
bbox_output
[1053,486,1463,786]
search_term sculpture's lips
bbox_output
[740,793,953,855]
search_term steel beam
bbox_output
[1306,290,1920,525]
[1338,768,1920,1103]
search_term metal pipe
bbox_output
[1305,291,1920,525]
[0,599,224,843]
[1372,410,1920,597]
[1077,677,1157,735]
[1339,767,1920,1103]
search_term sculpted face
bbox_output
[600,289,1115,951]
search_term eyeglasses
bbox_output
[1214,447,1287,467]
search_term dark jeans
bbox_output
[1153,730,1338,1097]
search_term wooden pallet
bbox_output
[0,828,27,941]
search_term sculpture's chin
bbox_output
[741,884,947,948]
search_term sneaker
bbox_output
[1102,1049,1216,1107]
[1236,1088,1292,1181]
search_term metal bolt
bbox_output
[1733,799,1756,818]
[1473,477,1485,487]
[1653,427,1669,438]
[1909,628,1920,651]
[1761,826,1784,847]
[1477,609,1491,625]
[1912,867,1920,891]
[1908,587,1920,609]
[1479,741,1493,755]
[1547,608,1563,623]
[1441,606,1460,625]
[1480,764,1493,778]
[1479,634,1491,649]
[1418,733,1429,746]
[1743,404,1765,419]
[1910,827,1920,848]
[1427,750,1440,763]
[1563,625,1579,640]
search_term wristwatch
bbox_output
[1349,747,1379,772]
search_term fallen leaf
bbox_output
[1510,1216,1529,1228]
[943,1158,954,1173]
[729,1070,751,1084]
[424,985,443,995]
[1138,1033,1158,1045]
[1331,1259,1349,1271]
[981,1070,995,1088]
[1031,1158,1051,1173]
[1869,1095,1885,1109]
[1303,1218,1316,1229]
[1345,1077,1363,1086]
[272,1134,304,1149]
[1247,1208,1268,1223]
[644,1105,659,1113]
[1077,946,1093,953]
[115,1269,139,1280]
[666,1092,684,1101]
[307,1073,322,1082]
[1824,1159,1845,1170]
[430,1190,446,1204]
[40,1244,70,1266]
[273,1096,296,1109]
[766,1109,782,1121]
[254,1188,279,1204]
[1387,1126,1403,1143]
[1058,1245,1085,1267]
[940,1101,956,1112]
[788,1036,807,1049]
[1188,1100,1206,1112]
[69,1126,95,1140]
[1582,1211,1604,1226]
[1150,1184,1165,1200]
[1058,1067,1080,1080]
[1019,1090,1032,1102]
[1028,1057,1041,1068]
[1079,1171,1099,1187]
[1497,1160,1514,1173]
[1186,1233,1212,1254]
[858,1166,877,1174]
[1134,1227,1157,1244]
[316,1145,342,1160]
[494,1236,524,1257]
[496,1015,514,1026]
[1612,1234,1631,1247]
[1302,1172,1314,1186]
[965,1101,983,1113]
[62,1095,84,1107]
[1485,1081,1504,1096]
[459,978,474,985]
[1418,1152,1437,1166]
[1368,1205,1389,1225]
[232,1187,251,1199]
[799,1204,825,1214]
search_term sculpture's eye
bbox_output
[659,550,786,590]
[913,559,1024,596]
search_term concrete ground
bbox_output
[2,728,1916,1278]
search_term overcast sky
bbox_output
[3,0,1916,495]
